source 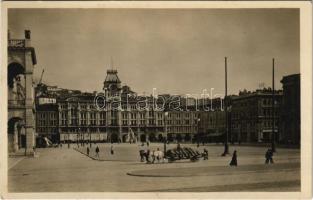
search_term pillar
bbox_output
[24,45,35,154]
[13,123,19,152]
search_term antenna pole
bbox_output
[110,56,114,70]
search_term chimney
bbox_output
[25,30,31,39]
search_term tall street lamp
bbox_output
[79,127,82,146]
[164,112,168,154]
[76,132,79,147]
[197,117,201,146]
[89,125,92,148]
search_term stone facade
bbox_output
[8,30,37,154]
[280,74,300,145]
[35,70,199,144]
[230,89,282,143]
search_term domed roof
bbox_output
[104,69,121,83]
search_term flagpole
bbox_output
[222,57,229,156]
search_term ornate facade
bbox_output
[36,69,199,144]
[230,89,282,143]
[8,30,37,153]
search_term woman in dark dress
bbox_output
[230,150,237,166]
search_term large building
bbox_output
[35,69,200,144]
[35,69,296,145]
[230,89,282,143]
[280,74,300,145]
[198,98,225,143]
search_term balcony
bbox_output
[8,100,25,109]
[8,39,26,48]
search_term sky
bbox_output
[8,9,299,96]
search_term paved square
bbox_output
[8,143,300,192]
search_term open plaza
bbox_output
[6,9,304,194]
[8,143,300,192]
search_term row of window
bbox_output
[38,112,57,120]
[60,104,96,110]
[232,121,278,128]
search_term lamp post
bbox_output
[83,130,85,147]
[89,125,92,148]
[66,132,69,149]
[164,112,168,154]
[197,117,201,147]
[78,127,81,146]
[76,133,79,147]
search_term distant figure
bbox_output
[139,143,145,162]
[87,147,90,156]
[238,140,241,145]
[229,150,237,166]
[95,146,100,158]
[145,149,151,163]
[265,149,274,164]
[203,148,208,160]
[151,150,156,163]
[155,148,162,162]
[147,141,150,147]
[110,145,114,155]
[177,143,181,151]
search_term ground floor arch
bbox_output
[8,117,25,152]
[110,133,119,143]
[140,134,146,142]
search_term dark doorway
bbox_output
[111,133,119,143]
[140,134,146,142]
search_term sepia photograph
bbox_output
[1,2,312,199]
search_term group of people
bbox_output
[139,143,164,163]
[83,142,275,166]
[86,145,114,158]
[229,148,275,166]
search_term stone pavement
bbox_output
[8,143,300,192]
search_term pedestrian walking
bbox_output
[95,146,100,158]
[151,150,156,163]
[139,143,145,162]
[155,148,161,163]
[145,149,151,163]
[87,147,90,156]
[177,143,181,151]
[203,148,208,160]
[265,149,274,164]
[110,145,114,155]
[229,150,237,166]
